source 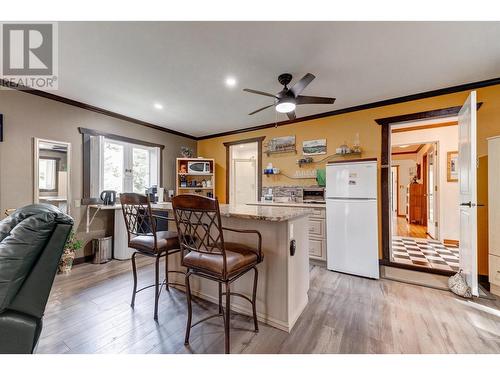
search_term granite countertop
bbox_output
[88,202,311,221]
[247,201,326,209]
[219,204,313,222]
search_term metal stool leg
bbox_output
[218,282,223,314]
[224,282,231,354]
[154,254,160,321]
[184,271,192,345]
[130,252,138,308]
[252,267,259,332]
[165,251,169,291]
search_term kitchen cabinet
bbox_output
[246,202,327,261]
[308,207,327,261]
[488,136,500,296]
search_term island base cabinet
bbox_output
[170,215,310,332]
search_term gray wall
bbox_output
[0,89,197,258]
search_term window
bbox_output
[80,127,165,204]
[101,138,160,194]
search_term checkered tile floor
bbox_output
[391,237,460,272]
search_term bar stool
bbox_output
[120,193,184,320]
[171,194,263,354]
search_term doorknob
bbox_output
[461,202,485,207]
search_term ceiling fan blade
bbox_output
[290,73,315,97]
[243,88,277,99]
[286,110,296,121]
[296,95,336,105]
[248,104,275,115]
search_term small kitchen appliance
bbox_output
[100,190,116,206]
[187,161,211,174]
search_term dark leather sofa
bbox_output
[0,204,73,354]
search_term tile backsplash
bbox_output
[261,185,321,201]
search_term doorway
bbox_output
[379,112,468,276]
[230,142,258,204]
[224,137,265,205]
[390,138,460,272]
[379,97,479,295]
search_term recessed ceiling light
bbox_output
[398,144,410,148]
[225,77,237,88]
[153,103,163,110]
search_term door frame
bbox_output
[425,143,440,239]
[375,105,479,276]
[390,165,400,216]
[422,152,428,226]
[223,136,265,204]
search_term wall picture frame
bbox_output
[447,151,459,182]
[302,139,327,155]
[266,135,296,154]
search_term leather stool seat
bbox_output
[129,231,180,254]
[183,242,259,278]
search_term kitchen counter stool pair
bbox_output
[120,193,263,354]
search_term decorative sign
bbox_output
[303,139,327,155]
[267,135,296,153]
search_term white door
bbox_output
[232,159,257,205]
[458,91,478,296]
[427,145,438,238]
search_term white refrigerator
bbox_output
[326,159,379,279]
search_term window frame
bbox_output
[79,127,164,205]
[101,138,160,195]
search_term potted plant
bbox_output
[58,230,83,274]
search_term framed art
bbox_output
[447,151,458,182]
[302,139,326,155]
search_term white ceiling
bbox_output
[55,22,500,137]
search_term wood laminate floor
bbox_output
[392,215,429,238]
[37,257,500,354]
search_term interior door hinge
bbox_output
[435,222,438,227]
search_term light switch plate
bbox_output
[74,200,81,208]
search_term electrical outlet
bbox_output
[74,200,81,208]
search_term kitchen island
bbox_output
[85,202,312,332]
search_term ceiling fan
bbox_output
[243,73,336,120]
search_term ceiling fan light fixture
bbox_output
[275,101,296,113]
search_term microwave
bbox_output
[187,161,211,174]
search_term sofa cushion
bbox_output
[0,204,73,313]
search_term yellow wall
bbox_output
[198,84,500,275]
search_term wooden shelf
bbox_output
[333,152,362,157]
[265,147,297,156]
[176,157,215,197]
[178,173,213,176]
[178,187,214,190]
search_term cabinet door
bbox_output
[489,255,500,287]
[310,208,326,218]
[309,238,324,258]
[309,218,324,236]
